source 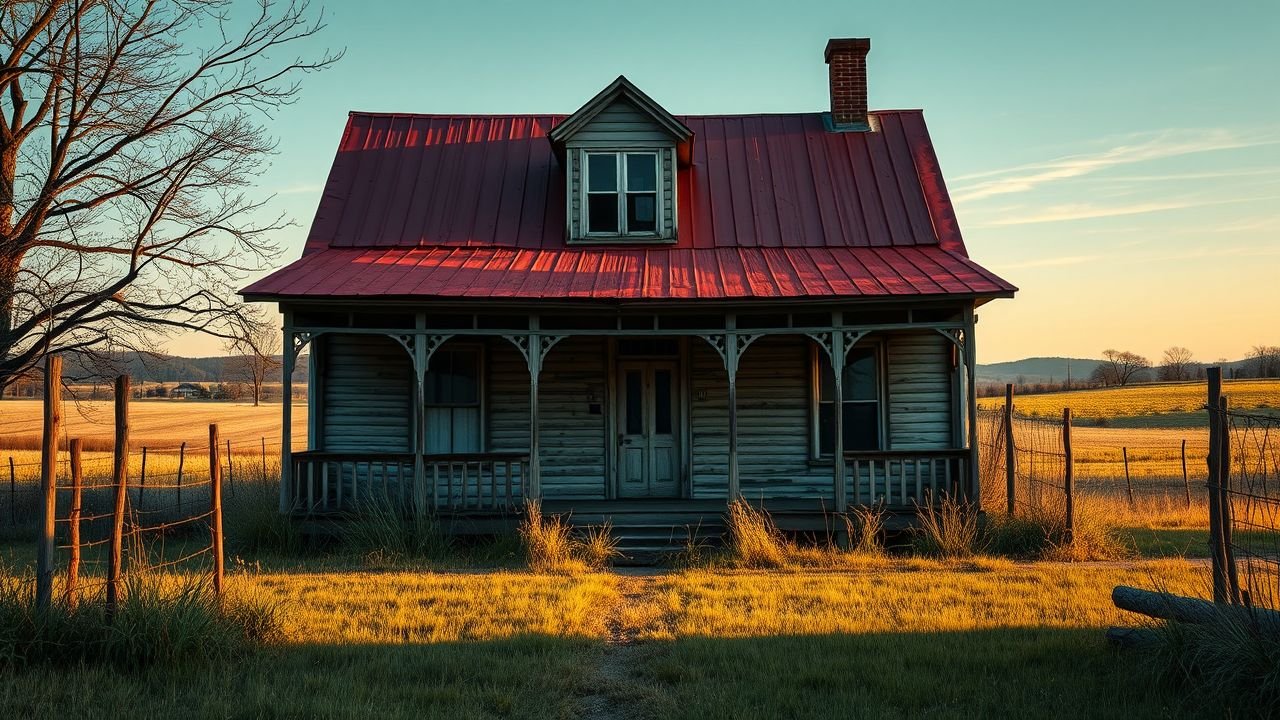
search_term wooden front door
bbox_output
[617,361,679,498]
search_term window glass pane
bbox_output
[588,193,619,233]
[625,153,656,192]
[843,348,877,401]
[587,154,617,192]
[625,370,643,435]
[654,369,672,435]
[626,193,657,232]
[817,401,834,456]
[425,350,479,406]
[843,402,879,451]
[818,354,835,401]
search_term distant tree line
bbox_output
[978,343,1280,397]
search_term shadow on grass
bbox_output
[0,628,1230,719]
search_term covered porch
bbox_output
[279,303,981,522]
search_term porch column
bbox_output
[830,328,847,509]
[700,321,759,500]
[807,324,867,510]
[412,322,428,512]
[964,307,980,505]
[506,320,563,502]
[279,321,306,514]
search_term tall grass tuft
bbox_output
[344,498,452,564]
[842,503,886,555]
[224,477,301,555]
[518,501,587,574]
[1151,605,1280,711]
[913,494,981,558]
[0,564,280,669]
[725,500,788,568]
[578,522,622,570]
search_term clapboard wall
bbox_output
[318,334,413,453]
[486,337,608,499]
[886,332,954,449]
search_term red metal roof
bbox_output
[243,110,1014,301]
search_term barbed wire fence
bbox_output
[1208,367,1280,613]
[6,358,295,613]
[977,390,1076,540]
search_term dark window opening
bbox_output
[816,346,880,454]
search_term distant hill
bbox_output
[976,357,1101,385]
[56,351,308,385]
[977,356,1253,386]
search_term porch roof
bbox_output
[241,244,1013,301]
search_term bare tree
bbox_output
[0,1,339,390]
[1093,349,1151,387]
[224,304,280,406]
[1158,346,1197,381]
[1247,345,1280,379]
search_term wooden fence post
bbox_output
[35,355,61,612]
[176,441,186,512]
[66,439,83,607]
[1217,394,1240,604]
[7,456,14,526]
[209,425,224,597]
[139,446,148,512]
[1181,439,1190,508]
[1063,408,1074,545]
[1122,447,1134,507]
[1004,383,1015,515]
[226,438,234,493]
[106,375,130,618]
[1207,368,1228,604]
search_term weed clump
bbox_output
[0,565,280,670]
[725,500,788,568]
[912,494,981,558]
[518,501,618,573]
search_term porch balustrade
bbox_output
[845,450,971,508]
[290,451,529,514]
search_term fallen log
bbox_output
[1112,585,1280,630]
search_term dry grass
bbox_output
[913,494,981,558]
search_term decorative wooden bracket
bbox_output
[504,334,566,379]
[698,333,762,378]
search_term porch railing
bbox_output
[845,450,971,508]
[290,451,529,514]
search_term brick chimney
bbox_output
[824,38,871,131]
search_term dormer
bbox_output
[550,76,693,244]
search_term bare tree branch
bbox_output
[0,0,341,389]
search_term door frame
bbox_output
[608,340,687,499]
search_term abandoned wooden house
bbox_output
[241,38,1016,542]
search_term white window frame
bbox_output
[809,340,887,458]
[582,150,662,237]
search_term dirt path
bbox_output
[577,574,657,720]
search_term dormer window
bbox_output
[586,152,659,236]
[548,76,694,245]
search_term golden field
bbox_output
[977,378,1280,420]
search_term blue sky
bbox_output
[182,0,1280,363]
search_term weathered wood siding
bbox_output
[486,337,608,499]
[319,334,413,453]
[886,332,954,449]
[690,336,831,499]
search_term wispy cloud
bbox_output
[991,254,1101,271]
[973,194,1280,227]
[951,129,1279,204]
